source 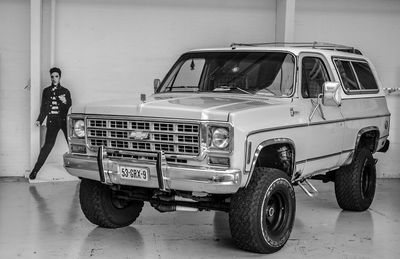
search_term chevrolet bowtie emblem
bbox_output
[129,131,149,140]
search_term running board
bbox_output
[298,179,318,197]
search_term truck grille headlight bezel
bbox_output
[211,127,229,149]
[204,123,233,153]
[73,119,86,138]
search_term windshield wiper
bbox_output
[213,86,253,95]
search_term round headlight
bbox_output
[212,128,229,149]
[73,120,85,138]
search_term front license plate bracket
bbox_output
[119,166,149,181]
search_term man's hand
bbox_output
[59,94,67,104]
[35,121,41,127]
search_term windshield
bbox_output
[159,52,295,97]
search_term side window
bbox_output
[334,60,358,91]
[301,57,330,98]
[352,62,378,90]
[334,59,379,93]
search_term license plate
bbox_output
[119,166,149,181]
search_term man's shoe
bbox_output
[29,171,37,180]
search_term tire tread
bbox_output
[79,179,143,228]
[335,148,376,211]
[229,168,295,253]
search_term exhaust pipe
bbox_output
[152,204,199,213]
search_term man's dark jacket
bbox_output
[37,85,72,124]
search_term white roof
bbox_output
[188,45,365,60]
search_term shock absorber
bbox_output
[278,146,291,173]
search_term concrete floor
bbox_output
[0,178,399,259]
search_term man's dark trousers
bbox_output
[32,115,68,173]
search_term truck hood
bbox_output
[71,93,286,121]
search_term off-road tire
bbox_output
[229,168,296,254]
[335,148,376,211]
[79,179,144,228]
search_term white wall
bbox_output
[0,0,30,176]
[1,0,399,177]
[45,0,277,163]
[295,0,400,89]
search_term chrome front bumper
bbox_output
[63,152,241,194]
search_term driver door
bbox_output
[299,53,344,178]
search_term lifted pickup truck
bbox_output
[64,42,390,254]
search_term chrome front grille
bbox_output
[87,118,200,155]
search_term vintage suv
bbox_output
[64,42,391,254]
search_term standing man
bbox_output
[29,67,72,180]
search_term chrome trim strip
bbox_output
[296,159,307,165]
[343,150,355,166]
[341,96,387,100]
[306,151,342,163]
[245,138,295,187]
[355,126,380,153]
[248,123,308,136]
[344,114,390,122]
[309,119,343,126]
[247,113,390,136]
[79,114,202,123]
[246,141,252,164]
[296,149,354,165]
[295,160,307,165]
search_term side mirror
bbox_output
[323,82,342,106]
[154,79,161,93]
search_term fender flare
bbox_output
[244,138,296,188]
[355,126,380,153]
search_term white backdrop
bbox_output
[0,0,399,177]
[45,0,276,165]
[295,0,400,89]
[0,0,30,177]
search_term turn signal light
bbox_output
[71,144,86,154]
[209,156,230,167]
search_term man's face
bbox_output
[51,72,60,85]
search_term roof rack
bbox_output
[230,42,363,55]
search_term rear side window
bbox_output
[352,62,379,90]
[334,58,378,93]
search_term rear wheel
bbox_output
[335,148,376,211]
[229,168,296,254]
[79,179,144,228]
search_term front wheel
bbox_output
[229,168,296,254]
[79,179,144,228]
[335,148,376,211]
